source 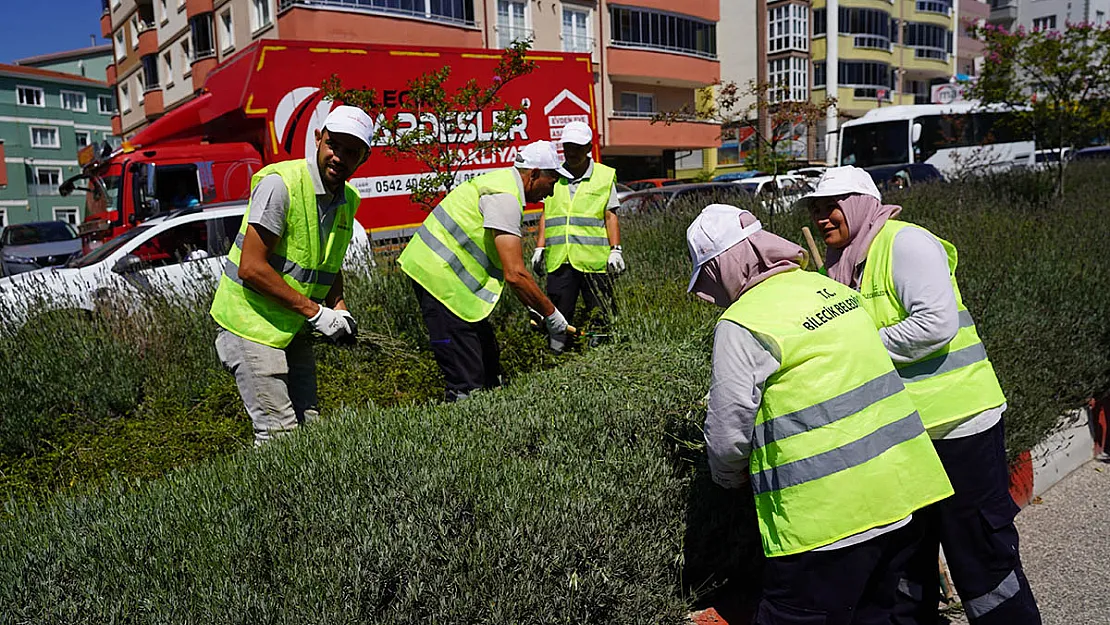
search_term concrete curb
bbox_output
[690,397,1110,624]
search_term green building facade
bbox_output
[1,47,115,228]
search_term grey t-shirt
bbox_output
[477,167,527,237]
[247,173,345,247]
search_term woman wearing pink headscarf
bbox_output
[801,166,1041,625]
[688,204,953,624]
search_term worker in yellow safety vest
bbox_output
[210,105,372,446]
[688,203,954,623]
[531,121,623,350]
[397,140,567,402]
[800,166,1041,625]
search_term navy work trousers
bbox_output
[546,263,615,331]
[893,419,1041,625]
[755,523,919,625]
[412,280,501,402]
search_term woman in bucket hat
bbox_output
[799,166,1041,625]
[689,204,952,624]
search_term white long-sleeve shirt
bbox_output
[705,320,911,551]
[873,227,1004,440]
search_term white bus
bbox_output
[838,102,1035,176]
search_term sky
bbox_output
[0,0,109,64]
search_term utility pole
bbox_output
[825,0,839,166]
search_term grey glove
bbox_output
[531,247,546,276]
[544,308,569,353]
[607,245,626,274]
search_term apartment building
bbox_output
[988,0,1109,31]
[100,0,720,179]
[810,0,957,159]
[0,60,115,226]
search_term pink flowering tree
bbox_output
[322,39,536,211]
[968,20,1110,194]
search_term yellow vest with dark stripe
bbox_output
[210,159,359,348]
[398,169,521,322]
[860,221,1006,432]
[542,162,614,273]
[720,269,953,557]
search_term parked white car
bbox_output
[0,203,374,327]
[733,175,814,212]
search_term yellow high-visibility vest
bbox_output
[720,269,953,557]
[542,163,615,273]
[859,221,1006,432]
[398,168,522,322]
[210,159,359,348]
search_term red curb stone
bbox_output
[1009,449,1034,508]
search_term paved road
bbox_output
[942,459,1110,624]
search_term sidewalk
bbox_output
[942,459,1110,624]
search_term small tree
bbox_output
[656,79,835,177]
[322,40,537,211]
[968,21,1110,195]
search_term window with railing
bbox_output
[905,22,951,59]
[616,92,655,118]
[190,14,216,60]
[916,0,951,15]
[142,54,160,91]
[812,7,892,49]
[277,0,475,26]
[769,3,809,53]
[562,6,593,53]
[497,0,531,48]
[609,6,717,59]
[768,56,809,103]
[840,61,895,90]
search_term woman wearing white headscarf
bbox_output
[689,204,952,624]
[800,166,1041,625]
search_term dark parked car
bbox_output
[865,163,944,192]
[617,183,754,215]
[1074,146,1110,161]
[0,221,83,277]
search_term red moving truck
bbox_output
[62,39,598,251]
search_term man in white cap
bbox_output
[532,121,623,350]
[210,104,373,445]
[398,140,566,402]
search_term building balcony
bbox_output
[607,47,719,90]
[101,11,113,38]
[621,0,719,22]
[111,114,122,136]
[190,56,218,91]
[186,0,214,18]
[901,46,953,73]
[606,115,718,151]
[106,63,117,85]
[988,0,1018,25]
[143,88,164,119]
[813,35,894,64]
[138,26,159,57]
[908,7,956,27]
[276,2,482,48]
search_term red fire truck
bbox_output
[62,39,598,251]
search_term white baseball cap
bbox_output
[686,204,763,292]
[792,165,882,211]
[559,121,593,146]
[323,105,374,151]
[514,140,562,170]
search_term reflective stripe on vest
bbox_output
[859,220,1006,432]
[397,168,521,322]
[543,163,614,273]
[209,159,358,348]
[719,269,953,557]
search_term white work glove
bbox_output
[308,305,351,341]
[531,247,546,276]
[544,308,569,353]
[607,245,626,274]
